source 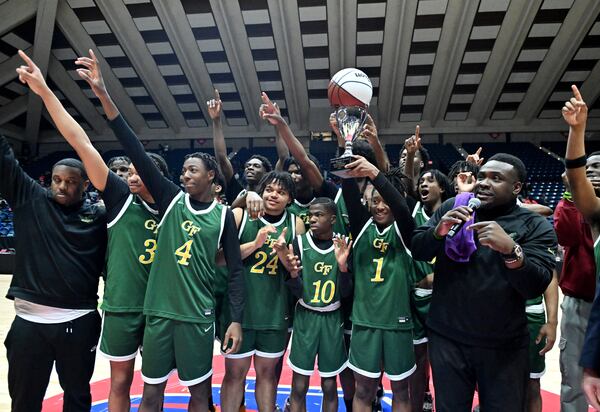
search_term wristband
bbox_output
[562,191,572,201]
[433,230,443,240]
[564,155,587,169]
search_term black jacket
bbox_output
[0,138,107,309]
[411,198,557,348]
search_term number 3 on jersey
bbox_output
[175,240,193,266]
[139,239,157,264]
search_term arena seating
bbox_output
[462,142,564,208]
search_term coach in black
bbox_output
[411,153,556,411]
[0,136,107,411]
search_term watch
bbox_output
[502,243,524,264]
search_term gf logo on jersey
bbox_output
[314,261,333,276]
[372,238,389,253]
[181,220,201,237]
[145,219,158,234]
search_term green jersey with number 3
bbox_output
[144,192,226,323]
[102,194,159,312]
[239,210,296,330]
[297,233,340,309]
[352,218,413,330]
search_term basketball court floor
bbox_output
[0,275,591,411]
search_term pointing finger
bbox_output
[571,84,582,101]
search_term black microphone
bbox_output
[446,197,481,239]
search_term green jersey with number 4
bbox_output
[102,194,159,312]
[239,210,296,330]
[352,219,413,330]
[297,233,340,309]
[144,192,226,323]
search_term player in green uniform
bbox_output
[525,269,558,412]
[221,170,304,412]
[277,198,352,412]
[74,50,245,412]
[557,85,600,409]
[18,53,171,411]
[341,156,416,412]
[409,169,452,411]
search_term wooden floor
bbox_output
[0,275,564,411]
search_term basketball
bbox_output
[327,68,373,108]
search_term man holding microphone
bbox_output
[411,153,557,412]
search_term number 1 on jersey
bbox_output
[371,257,384,282]
[175,239,193,266]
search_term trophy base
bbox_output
[329,156,355,179]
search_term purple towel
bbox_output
[445,192,477,262]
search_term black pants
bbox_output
[4,310,101,412]
[428,330,528,412]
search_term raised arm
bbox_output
[361,114,389,172]
[75,50,178,212]
[345,156,414,242]
[563,85,600,227]
[17,50,109,191]
[208,89,234,183]
[260,93,323,190]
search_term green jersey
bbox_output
[102,194,158,312]
[297,233,340,310]
[144,192,226,323]
[352,219,413,330]
[333,188,350,237]
[288,198,313,232]
[239,210,296,329]
[411,202,434,283]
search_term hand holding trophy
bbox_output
[327,68,373,178]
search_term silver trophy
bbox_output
[329,106,368,178]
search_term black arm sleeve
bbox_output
[285,238,304,298]
[222,208,245,323]
[341,179,371,239]
[0,137,45,208]
[371,172,415,243]
[339,269,353,298]
[102,171,133,222]
[108,115,179,215]
[316,180,339,200]
[225,176,244,205]
[410,198,453,261]
[504,217,556,299]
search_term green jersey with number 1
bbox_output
[144,192,226,323]
[239,210,296,330]
[351,219,413,330]
[102,194,158,312]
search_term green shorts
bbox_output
[527,311,546,378]
[287,305,347,377]
[141,316,214,386]
[411,288,432,345]
[348,324,416,381]
[99,311,145,361]
[224,328,288,359]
